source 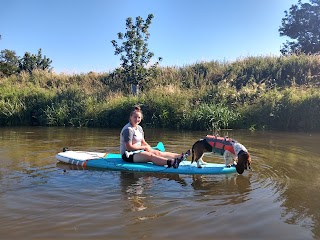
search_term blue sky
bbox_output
[1,0,300,73]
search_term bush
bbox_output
[1,55,320,131]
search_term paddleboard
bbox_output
[56,149,237,175]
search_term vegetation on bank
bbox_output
[1,54,320,131]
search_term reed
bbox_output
[0,54,320,130]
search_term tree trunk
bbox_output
[131,83,140,96]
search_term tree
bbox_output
[19,48,53,73]
[111,14,162,95]
[0,49,20,76]
[279,0,320,55]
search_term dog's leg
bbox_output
[192,140,204,168]
[192,139,212,168]
[224,151,236,168]
[198,157,208,165]
[197,154,204,168]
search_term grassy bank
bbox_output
[1,54,320,131]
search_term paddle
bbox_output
[125,142,165,158]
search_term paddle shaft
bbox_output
[125,142,164,158]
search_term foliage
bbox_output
[93,93,137,128]
[0,49,20,76]
[19,48,52,73]
[184,103,240,131]
[238,87,320,130]
[220,55,320,88]
[142,87,191,129]
[0,48,52,77]
[1,55,320,131]
[279,0,320,55]
[43,88,91,127]
[111,14,162,94]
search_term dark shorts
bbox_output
[122,153,134,163]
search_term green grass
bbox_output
[1,54,320,130]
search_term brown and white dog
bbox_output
[191,135,251,174]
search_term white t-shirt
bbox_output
[119,122,144,155]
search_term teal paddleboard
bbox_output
[56,143,236,175]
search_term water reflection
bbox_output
[57,161,253,212]
[1,127,320,239]
[119,172,153,212]
[191,174,251,198]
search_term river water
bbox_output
[0,127,320,239]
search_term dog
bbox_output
[191,135,251,174]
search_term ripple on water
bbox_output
[0,128,318,239]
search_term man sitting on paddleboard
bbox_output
[120,105,189,168]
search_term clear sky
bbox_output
[1,0,300,73]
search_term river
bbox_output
[0,127,320,239]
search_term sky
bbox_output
[1,0,301,73]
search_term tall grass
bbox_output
[1,54,320,130]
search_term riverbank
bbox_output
[1,54,320,130]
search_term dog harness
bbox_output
[205,135,236,155]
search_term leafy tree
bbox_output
[19,48,52,73]
[111,14,162,95]
[279,0,320,55]
[0,49,20,76]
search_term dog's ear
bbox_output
[236,152,250,174]
[236,164,245,174]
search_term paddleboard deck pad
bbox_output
[56,150,236,175]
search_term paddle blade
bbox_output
[155,142,165,152]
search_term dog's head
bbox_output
[236,152,251,174]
